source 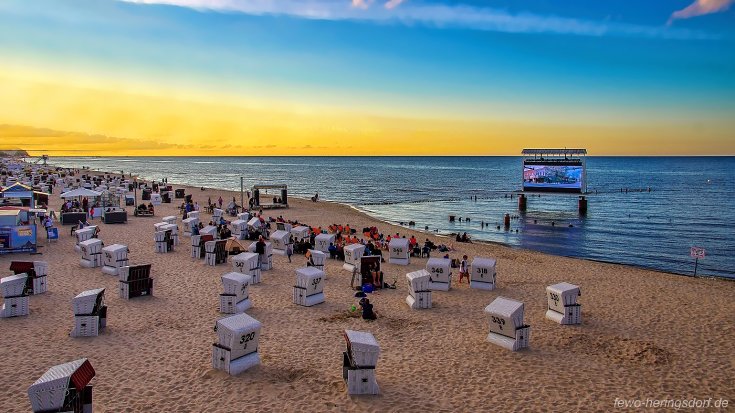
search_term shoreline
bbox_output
[49,162,732,280]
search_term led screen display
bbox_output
[523,164,583,192]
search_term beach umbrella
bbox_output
[225,237,247,254]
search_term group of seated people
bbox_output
[218,223,232,239]
[293,239,313,254]
[136,203,155,214]
[456,232,471,243]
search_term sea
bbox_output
[48,156,735,279]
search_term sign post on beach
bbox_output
[690,247,705,276]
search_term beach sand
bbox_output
[1,182,733,412]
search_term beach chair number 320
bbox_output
[240,332,256,348]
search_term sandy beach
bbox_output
[1,180,733,412]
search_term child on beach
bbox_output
[459,255,469,283]
[286,235,294,263]
[359,298,377,320]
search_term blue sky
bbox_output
[0,0,733,155]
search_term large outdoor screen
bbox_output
[523,164,583,193]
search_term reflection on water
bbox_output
[50,156,735,278]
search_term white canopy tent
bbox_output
[60,188,102,199]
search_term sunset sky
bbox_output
[0,0,733,156]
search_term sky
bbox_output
[0,0,733,156]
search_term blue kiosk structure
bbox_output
[0,183,38,254]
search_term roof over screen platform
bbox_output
[521,149,587,156]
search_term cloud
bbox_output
[669,0,733,23]
[0,124,194,153]
[351,0,372,10]
[119,0,715,39]
[384,0,405,10]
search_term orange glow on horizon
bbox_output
[1,69,733,157]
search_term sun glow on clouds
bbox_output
[669,0,733,23]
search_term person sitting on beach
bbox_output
[461,232,470,243]
[305,250,315,267]
[359,298,377,320]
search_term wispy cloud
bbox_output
[120,0,714,39]
[384,0,405,10]
[669,0,733,23]
[351,0,372,10]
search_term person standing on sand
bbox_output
[459,255,469,283]
[218,196,223,209]
[286,240,293,263]
[255,236,266,266]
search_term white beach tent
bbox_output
[60,188,102,199]
[343,329,380,395]
[484,297,530,351]
[27,358,95,413]
[213,313,262,375]
[545,282,581,325]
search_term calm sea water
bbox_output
[50,156,735,278]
